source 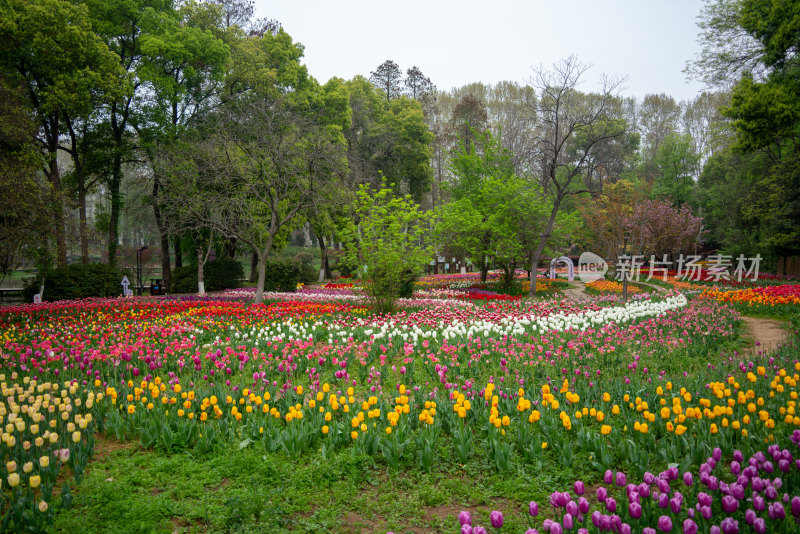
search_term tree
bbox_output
[136,0,230,285]
[579,179,703,265]
[450,94,488,155]
[344,77,433,200]
[436,130,552,285]
[638,93,682,160]
[526,56,626,294]
[0,0,125,267]
[404,66,435,99]
[369,60,402,102]
[686,0,767,87]
[0,75,48,283]
[692,0,800,257]
[166,96,348,304]
[341,186,433,314]
[653,132,701,207]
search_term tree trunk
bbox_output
[249,251,258,283]
[197,247,206,296]
[45,123,67,267]
[223,238,237,259]
[152,175,171,289]
[174,236,183,268]
[302,222,312,247]
[78,179,88,264]
[480,255,489,283]
[528,200,561,295]
[108,153,123,268]
[253,234,276,304]
[318,236,330,281]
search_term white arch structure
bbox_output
[549,256,575,281]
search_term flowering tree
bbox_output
[580,180,704,265]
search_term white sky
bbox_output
[254,0,708,102]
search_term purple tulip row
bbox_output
[453,430,800,533]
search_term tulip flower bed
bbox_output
[0,285,797,532]
[701,284,800,317]
[585,280,644,295]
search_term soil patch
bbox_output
[742,316,788,354]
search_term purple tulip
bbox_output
[791,496,800,518]
[529,501,539,517]
[720,517,739,534]
[566,500,578,517]
[730,461,740,476]
[644,472,655,485]
[730,484,745,501]
[753,518,766,534]
[658,493,669,509]
[616,472,627,486]
[490,511,503,528]
[643,529,656,534]
[563,513,573,530]
[550,524,563,534]
[733,450,743,463]
[638,483,650,498]
[763,461,774,474]
[768,502,786,520]
[606,497,617,513]
[682,472,693,486]
[658,515,673,532]
[744,509,756,526]
[574,481,585,496]
[765,485,778,500]
[590,512,601,527]
[578,497,589,515]
[629,502,642,519]
[525,530,538,534]
[459,511,472,526]
[604,470,613,484]
[753,494,765,511]
[700,505,712,520]
[621,524,631,534]
[543,519,554,531]
[596,487,608,502]
[461,526,473,534]
[670,497,682,514]
[710,526,721,534]
[657,478,670,494]
[682,519,698,534]
[721,495,738,513]
[577,530,588,534]
[473,527,487,534]
[773,477,782,489]
[667,466,679,480]
[713,447,722,462]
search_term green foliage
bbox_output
[435,129,552,283]
[168,266,196,294]
[23,264,129,302]
[169,260,244,293]
[344,77,433,200]
[261,257,302,292]
[653,132,700,207]
[341,186,433,314]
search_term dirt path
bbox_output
[561,281,589,301]
[741,316,788,354]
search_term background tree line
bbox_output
[1,0,797,300]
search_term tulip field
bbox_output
[0,275,799,532]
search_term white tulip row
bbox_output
[196,294,688,351]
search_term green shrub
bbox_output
[169,260,245,293]
[205,259,245,290]
[262,257,301,292]
[169,266,196,294]
[298,262,317,285]
[23,263,131,302]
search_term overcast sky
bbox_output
[254,0,708,102]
